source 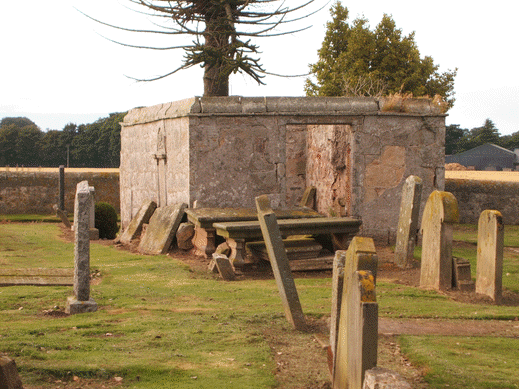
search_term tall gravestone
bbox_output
[256,195,307,331]
[332,237,378,384]
[419,191,459,291]
[66,181,98,314]
[334,269,378,389]
[394,175,422,268]
[476,210,504,302]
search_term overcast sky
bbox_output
[1,1,518,135]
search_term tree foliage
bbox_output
[305,2,457,109]
[445,119,519,156]
[0,113,125,168]
[86,0,321,96]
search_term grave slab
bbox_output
[476,210,504,302]
[394,175,422,268]
[363,367,412,389]
[419,191,459,291]
[213,253,236,281]
[53,204,71,229]
[138,203,188,255]
[119,200,157,244]
[256,195,307,331]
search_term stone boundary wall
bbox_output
[445,178,519,224]
[0,168,120,215]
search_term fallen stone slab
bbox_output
[0,356,24,389]
[138,203,188,255]
[213,253,236,281]
[0,268,73,286]
[53,204,71,229]
[118,200,157,244]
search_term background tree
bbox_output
[87,0,320,96]
[305,1,457,109]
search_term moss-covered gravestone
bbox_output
[419,191,459,291]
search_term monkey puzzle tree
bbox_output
[87,0,319,96]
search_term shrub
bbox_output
[95,202,119,239]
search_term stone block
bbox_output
[452,257,475,292]
[394,175,422,268]
[476,210,504,302]
[138,203,188,255]
[420,191,459,291]
[176,222,195,250]
[119,200,157,244]
[65,296,98,314]
[362,367,412,389]
[256,195,306,331]
[0,356,23,389]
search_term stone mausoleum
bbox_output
[120,96,446,241]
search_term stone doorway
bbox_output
[286,124,353,216]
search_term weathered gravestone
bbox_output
[333,270,378,389]
[476,210,504,302]
[212,253,236,281]
[331,237,378,385]
[53,204,71,229]
[138,203,188,255]
[66,181,98,314]
[394,175,422,268]
[118,200,157,244]
[0,356,24,389]
[176,222,196,250]
[419,191,459,291]
[256,195,306,331]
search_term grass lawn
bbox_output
[1,221,519,388]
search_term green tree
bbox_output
[305,1,457,109]
[85,0,320,97]
[0,117,42,166]
[445,124,468,155]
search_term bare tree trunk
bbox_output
[204,64,229,96]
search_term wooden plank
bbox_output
[0,276,73,286]
[0,268,73,276]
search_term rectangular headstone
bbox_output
[394,175,422,268]
[256,195,307,331]
[213,253,236,281]
[118,200,157,244]
[138,203,188,255]
[453,257,475,292]
[476,210,504,302]
[331,237,378,380]
[66,180,97,314]
[420,191,459,291]
[0,356,24,389]
[334,270,378,389]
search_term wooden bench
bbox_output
[185,206,323,257]
[214,217,362,264]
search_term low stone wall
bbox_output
[445,177,519,225]
[0,168,120,215]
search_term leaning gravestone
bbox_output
[118,200,157,244]
[331,237,378,381]
[476,210,504,302]
[394,175,422,268]
[66,181,98,314]
[138,203,188,255]
[419,191,459,291]
[256,195,306,331]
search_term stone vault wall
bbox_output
[121,96,446,241]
